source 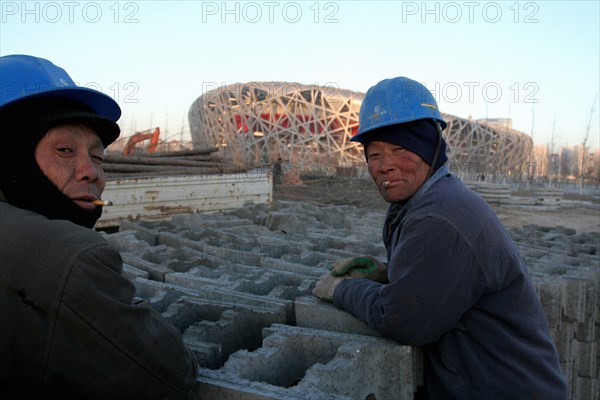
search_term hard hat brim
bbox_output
[46,109,121,148]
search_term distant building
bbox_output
[533,144,550,178]
[189,82,363,169]
[445,117,532,182]
[476,118,512,131]
[560,147,576,180]
[587,151,600,184]
[188,82,533,180]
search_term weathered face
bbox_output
[34,124,106,210]
[366,141,430,203]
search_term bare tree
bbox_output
[580,92,599,195]
[548,114,557,187]
[528,104,535,190]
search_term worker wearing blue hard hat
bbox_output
[313,77,568,399]
[0,55,122,227]
[0,55,198,398]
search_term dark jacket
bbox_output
[334,167,567,399]
[0,198,198,399]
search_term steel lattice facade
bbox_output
[443,116,533,182]
[189,82,532,176]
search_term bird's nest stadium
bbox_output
[189,82,533,180]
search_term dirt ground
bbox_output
[490,204,600,234]
[273,176,600,234]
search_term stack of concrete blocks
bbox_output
[105,202,420,399]
[592,189,600,204]
[533,188,564,206]
[103,200,598,400]
[473,182,512,204]
[511,225,599,400]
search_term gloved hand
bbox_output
[330,256,388,283]
[312,272,350,302]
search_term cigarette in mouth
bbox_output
[382,181,391,188]
[92,199,113,206]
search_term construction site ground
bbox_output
[272,176,600,234]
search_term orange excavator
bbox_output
[123,127,161,155]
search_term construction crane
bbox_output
[123,127,161,155]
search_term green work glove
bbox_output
[330,256,389,283]
[312,272,350,302]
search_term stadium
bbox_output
[188,82,533,180]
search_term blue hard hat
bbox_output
[0,54,121,122]
[352,77,446,143]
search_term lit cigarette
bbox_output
[382,181,391,188]
[92,199,113,206]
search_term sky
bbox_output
[1,0,599,149]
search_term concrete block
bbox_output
[104,231,154,256]
[119,220,160,245]
[258,256,324,278]
[534,277,562,331]
[265,212,309,236]
[176,300,286,369]
[159,231,262,265]
[577,341,597,378]
[575,376,599,400]
[294,295,378,337]
[194,324,415,400]
[122,253,172,282]
[561,277,595,323]
[122,263,150,280]
[131,278,200,313]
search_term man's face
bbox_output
[366,141,430,202]
[34,124,106,210]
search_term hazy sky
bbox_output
[1,0,599,148]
